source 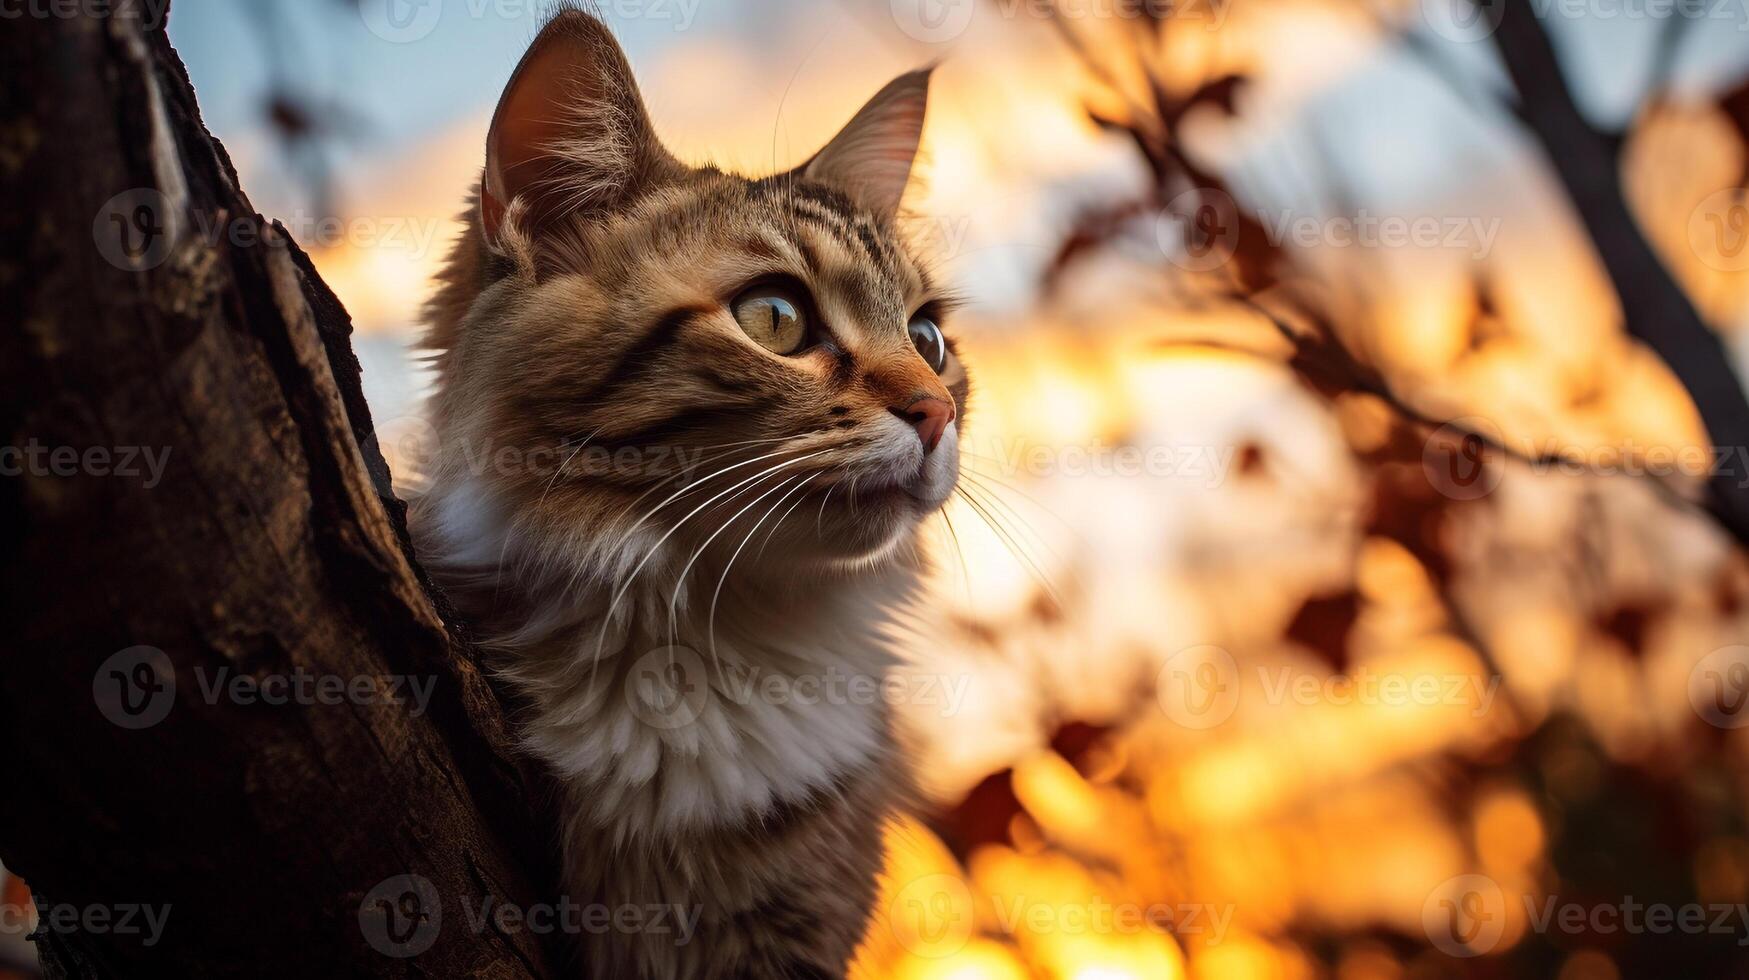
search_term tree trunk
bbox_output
[0,7,560,977]
[1491,0,1749,546]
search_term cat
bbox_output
[406,7,967,978]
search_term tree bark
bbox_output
[0,7,560,977]
[1491,0,1749,547]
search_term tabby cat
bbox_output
[408,7,967,978]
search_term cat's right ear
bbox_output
[481,10,679,250]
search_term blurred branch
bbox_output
[1490,0,1749,548]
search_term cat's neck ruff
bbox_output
[417,476,916,843]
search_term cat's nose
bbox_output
[889,397,956,453]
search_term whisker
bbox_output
[589,449,829,686]
[706,472,817,669]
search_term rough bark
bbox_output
[0,7,560,977]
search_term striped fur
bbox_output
[406,9,966,978]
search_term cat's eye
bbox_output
[908,315,947,373]
[732,286,809,355]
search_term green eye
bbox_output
[908,315,947,373]
[732,287,809,355]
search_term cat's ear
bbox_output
[801,68,933,218]
[481,9,679,249]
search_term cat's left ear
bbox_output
[801,68,933,218]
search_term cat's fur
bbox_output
[407,8,966,978]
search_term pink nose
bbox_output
[890,397,956,453]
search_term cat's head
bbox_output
[419,9,966,577]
